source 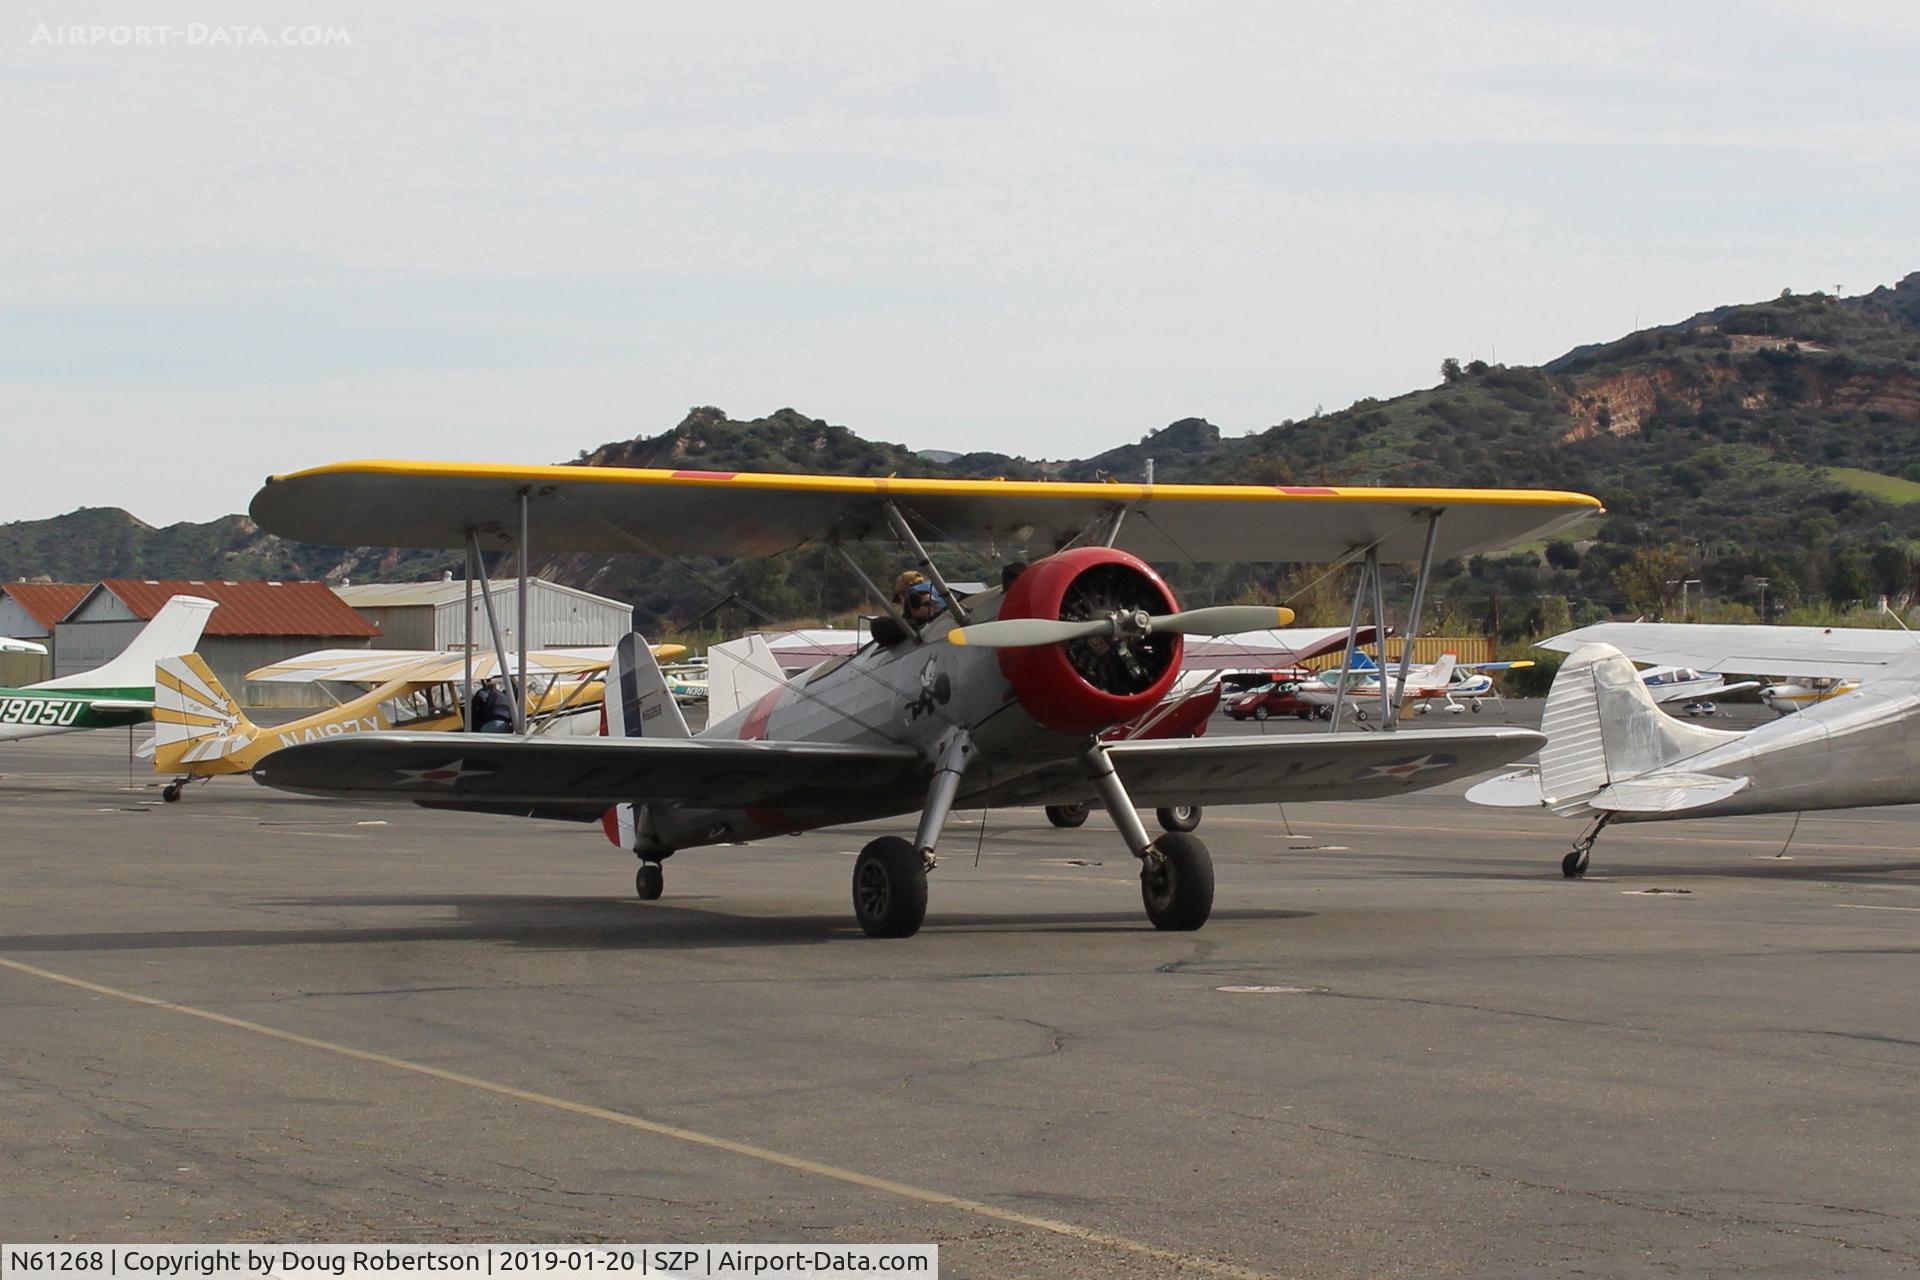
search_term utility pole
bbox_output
[1666,578,1702,619]
[1753,577,1769,623]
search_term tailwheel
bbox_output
[635,861,665,900]
[1140,832,1214,931]
[852,836,928,938]
[161,782,184,803]
[1560,848,1589,879]
[1045,803,1090,828]
[1156,804,1202,833]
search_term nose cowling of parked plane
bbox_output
[995,546,1184,734]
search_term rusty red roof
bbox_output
[2,582,91,631]
[90,579,378,638]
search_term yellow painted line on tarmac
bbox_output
[0,955,1276,1280]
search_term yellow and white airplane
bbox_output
[149,645,677,800]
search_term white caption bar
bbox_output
[2,1247,936,1280]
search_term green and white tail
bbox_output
[39,595,217,692]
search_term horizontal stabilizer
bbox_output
[1590,772,1750,814]
[1465,768,1546,808]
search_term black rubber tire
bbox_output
[1561,849,1589,879]
[1471,701,1481,713]
[1353,708,1369,722]
[853,836,928,938]
[1140,832,1214,931]
[1156,804,1202,834]
[161,783,182,803]
[1315,707,1333,721]
[1253,705,1270,722]
[1044,803,1090,829]
[635,862,664,900]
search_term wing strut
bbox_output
[1387,511,1443,722]
[882,502,972,623]
[465,530,521,733]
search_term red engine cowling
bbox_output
[996,546,1184,735]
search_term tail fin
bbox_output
[1428,652,1457,687]
[705,633,787,722]
[1537,643,1740,814]
[40,595,216,691]
[152,654,258,773]
[599,633,686,850]
[604,633,691,741]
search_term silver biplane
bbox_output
[246,462,1597,936]
[1471,621,1920,877]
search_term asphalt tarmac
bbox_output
[2,707,1917,1277]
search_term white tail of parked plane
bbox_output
[38,595,217,691]
[601,634,688,850]
[1535,643,1746,816]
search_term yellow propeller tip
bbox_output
[946,630,969,646]
[1275,607,1296,625]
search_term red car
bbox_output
[1226,678,1318,721]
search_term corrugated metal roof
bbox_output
[334,579,630,609]
[92,579,378,638]
[2,582,91,630]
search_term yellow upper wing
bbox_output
[250,460,1601,563]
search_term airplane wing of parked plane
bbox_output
[252,461,1601,563]
[1538,623,1918,680]
[245,647,680,686]
[1,637,49,655]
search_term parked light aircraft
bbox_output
[1297,653,1533,719]
[1471,620,1920,876]
[242,461,1596,936]
[0,596,214,743]
[1758,677,1858,715]
[1,637,48,655]
[150,647,633,799]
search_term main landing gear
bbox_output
[854,731,1215,938]
[1562,815,1611,879]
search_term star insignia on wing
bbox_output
[1357,752,1457,782]
[394,758,493,786]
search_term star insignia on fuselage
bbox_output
[394,758,494,786]
[1356,752,1457,782]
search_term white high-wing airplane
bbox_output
[0,596,215,743]
[1758,677,1859,715]
[1634,665,1762,710]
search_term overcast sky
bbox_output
[5,1,1917,525]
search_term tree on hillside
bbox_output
[1613,546,1685,616]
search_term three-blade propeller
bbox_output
[947,605,1294,649]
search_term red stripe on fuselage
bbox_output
[739,690,781,741]
[1274,485,1338,495]
[671,469,739,480]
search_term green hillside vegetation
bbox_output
[7,274,1920,646]
[1824,467,1920,505]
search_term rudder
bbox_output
[152,654,257,773]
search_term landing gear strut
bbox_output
[852,729,971,938]
[1080,738,1214,931]
[1562,815,1610,879]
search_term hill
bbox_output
[8,273,1920,638]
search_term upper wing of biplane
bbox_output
[1538,623,1920,681]
[251,461,1601,564]
[246,646,677,686]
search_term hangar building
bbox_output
[334,578,633,652]
[55,579,378,706]
[0,582,90,686]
